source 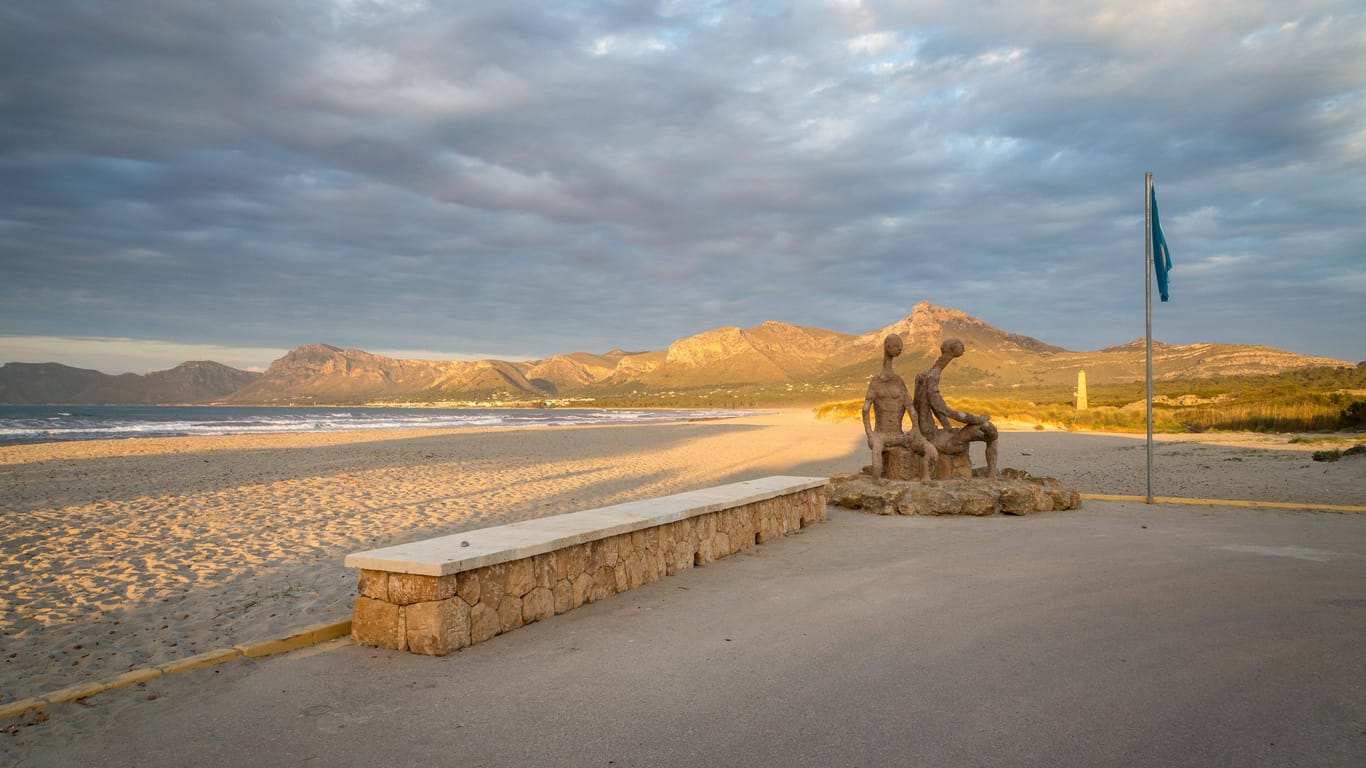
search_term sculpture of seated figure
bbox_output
[862,334,938,483]
[913,338,999,478]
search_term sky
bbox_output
[1,1,1363,375]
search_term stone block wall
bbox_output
[352,486,827,656]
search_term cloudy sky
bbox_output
[2,0,1363,374]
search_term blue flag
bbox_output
[1151,184,1172,301]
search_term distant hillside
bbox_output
[0,302,1353,405]
[0,361,259,405]
[524,350,631,393]
[643,321,855,387]
[222,344,541,404]
[1017,339,1356,388]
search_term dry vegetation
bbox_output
[816,365,1366,436]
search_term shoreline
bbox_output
[0,404,766,449]
[3,411,1362,732]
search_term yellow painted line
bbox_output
[155,647,244,675]
[234,619,352,659]
[41,667,164,706]
[0,697,48,721]
[1081,493,1366,513]
[309,619,354,644]
[1,619,352,721]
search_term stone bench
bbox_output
[344,475,829,656]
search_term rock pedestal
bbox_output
[829,468,1081,517]
[876,446,974,481]
[916,451,973,480]
[881,446,915,480]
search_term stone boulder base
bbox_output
[829,467,1081,516]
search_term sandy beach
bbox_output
[2,410,1363,740]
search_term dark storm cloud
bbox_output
[1,0,1363,373]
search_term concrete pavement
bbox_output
[12,501,1366,767]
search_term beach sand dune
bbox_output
[1,411,1362,727]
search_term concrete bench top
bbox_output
[344,475,829,577]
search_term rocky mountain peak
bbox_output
[665,326,750,367]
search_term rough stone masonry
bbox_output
[350,482,827,656]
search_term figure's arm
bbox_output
[934,406,955,431]
[861,387,875,439]
[927,379,984,427]
[898,379,913,432]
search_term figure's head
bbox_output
[940,338,965,359]
[883,333,903,358]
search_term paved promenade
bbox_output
[13,501,1366,768]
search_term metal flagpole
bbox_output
[1145,172,1154,504]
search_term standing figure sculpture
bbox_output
[913,338,999,478]
[862,334,939,483]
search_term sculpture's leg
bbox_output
[942,426,978,456]
[869,434,887,484]
[933,428,978,480]
[982,420,999,478]
[920,441,939,483]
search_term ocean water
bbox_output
[0,405,754,447]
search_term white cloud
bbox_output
[327,0,430,27]
[0,0,1363,367]
[847,31,897,55]
[590,34,675,57]
[1182,252,1258,276]
[295,46,531,117]
[793,117,858,152]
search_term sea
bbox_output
[0,405,755,447]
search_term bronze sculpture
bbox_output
[913,338,999,478]
[862,334,938,483]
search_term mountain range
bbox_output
[0,302,1354,405]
